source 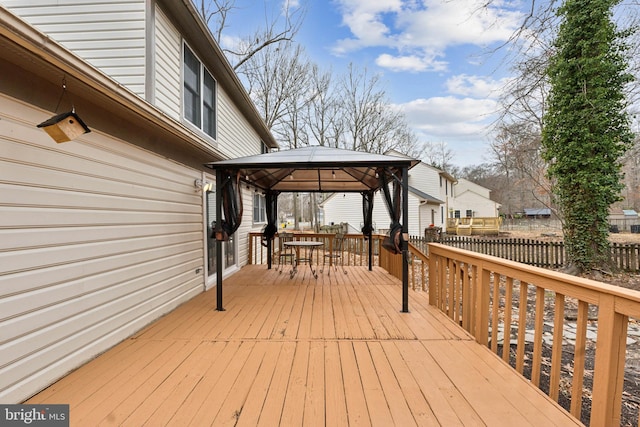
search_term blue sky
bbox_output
[217,0,528,167]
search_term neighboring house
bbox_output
[609,208,639,221]
[321,152,453,235]
[320,187,442,236]
[0,2,277,402]
[608,208,639,232]
[321,154,500,236]
[450,178,501,219]
[523,208,552,218]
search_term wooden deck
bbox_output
[26,266,582,426]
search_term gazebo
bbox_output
[205,146,418,312]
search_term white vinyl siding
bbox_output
[0,95,204,402]
[237,186,262,267]
[322,192,421,236]
[153,5,181,119]
[217,89,263,158]
[4,0,146,96]
[453,190,500,218]
[407,163,440,198]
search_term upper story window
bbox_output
[253,193,266,223]
[183,44,216,139]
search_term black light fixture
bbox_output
[37,77,90,143]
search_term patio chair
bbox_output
[322,233,347,275]
[277,232,296,274]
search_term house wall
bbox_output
[217,89,264,158]
[452,190,499,217]
[3,0,147,97]
[407,163,440,197]
[153,5,181,120]
[455,178,491,199]
[419,203,444,231]
[406,162,453,227]
[322,192,421,236]
[4,1,265,160]
[0,94,205,402]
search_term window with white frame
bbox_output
[253,193,266,223]
[183,44,216,139]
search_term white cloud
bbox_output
[400,96,498,137]
[331,0,523,72]
[375,53,447,72]
[397,0,522,49]
[445,74,511,98]
[284,0,300,9]
[398,96,499,166]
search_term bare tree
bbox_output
[241,42,311,131]
[240,42,314,229]
[423,141,455,172]
[305,65,342,148]
[619,136,640,210]
[194,0,306,71]
[337,63,422,156]
[490,122,551,216]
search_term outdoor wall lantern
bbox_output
[36,77,91,143]
[194,179,213,193]
[37,108,90,143]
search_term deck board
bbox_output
[25,266,583,426]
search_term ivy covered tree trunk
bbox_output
[541,0,634,273]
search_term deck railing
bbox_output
[428,243,640,426]
[249,232,430,291]
[248,232,382,268]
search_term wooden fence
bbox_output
[411,235,640,272]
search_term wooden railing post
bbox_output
[248,232,254,264]
[474,264,490,346]
[591,294,628,426]
[428,251,437,306]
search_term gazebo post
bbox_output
[402,166,409,313]
[215,169,225,311]
[265,191,276,269]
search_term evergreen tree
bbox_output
[542,0,634,273]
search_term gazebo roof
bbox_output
[205,146,418,193]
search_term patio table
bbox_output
[284,241,323,278]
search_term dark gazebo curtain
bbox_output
[379,169,403,254]
[262,191,279,242]
[362,190,375,270]
[262,191,279,268]
[213,170,243,241]
[361,190,375,236]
